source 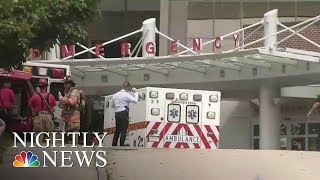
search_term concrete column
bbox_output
[159,0,188,56]
[159,0,169,56]
[142,18,156,58]
[263,9,278,51]
[259,83,281,149]
[46,47,56,60]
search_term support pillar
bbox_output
[259,83,281,150]
[159,0,169,56]
[159,0,188,56]
[46,46,56,60]
[142,18,156,58]
[263,9,278,51]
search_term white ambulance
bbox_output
[103,87,221,149]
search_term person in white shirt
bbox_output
[111,81,139,146]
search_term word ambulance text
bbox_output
[165,135,201,144]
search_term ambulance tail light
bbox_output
[53,68,65,79]
[149,91,158,98]
[149,135,160,142]
[207,111,216,119]
[38,67,48,76]
[151,108,160,115]
[209,95,219,102]
[23,66,32,73]
[149,129,159,142]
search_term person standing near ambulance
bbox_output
[58,76,81,133]
[0,80,16,136]
[111,81,139,146]
[28,79,56,142]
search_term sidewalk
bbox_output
[0,143,99,180]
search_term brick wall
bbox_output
[244,22,320,52]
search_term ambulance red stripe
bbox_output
[151,123,173,148]
[146,121,162,138]
[194,124,211,149]
[182,124,200,149]
[216,126,220,132]
[204,125,219,147]
[164,124,183,148]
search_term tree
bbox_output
[0,0,101,69]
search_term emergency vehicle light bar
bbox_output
[38,67,48,76]
[23,66,32,73]
[22,65,66,79]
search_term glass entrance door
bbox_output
[252,121,320,151]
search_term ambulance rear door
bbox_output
[162,91,202,149]
[183,93,202,149]
[163,93,184,148]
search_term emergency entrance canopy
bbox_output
[29,9,320,95]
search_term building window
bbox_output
[253,125,259,137]
[291,123,305,136]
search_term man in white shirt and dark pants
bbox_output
[111,81,139,146]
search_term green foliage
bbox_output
[0,0,101,69]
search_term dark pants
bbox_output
[0,109,9,123]
[112,110,129,146]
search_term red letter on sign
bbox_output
[215,37,222,49]
[61,45,75,58]
[31,49,41,59]
[171,40,179,54]
[95,44,104,57]
[233,34,239,47]
[121,42,131,57]
[193,38,202,53]
[146,42,156,54]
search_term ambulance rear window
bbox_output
[193,94,202,101]
[166,92,175,99]
[167,104,181,123]
[186,105,199,124]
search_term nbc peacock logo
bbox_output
[13,151,40,167]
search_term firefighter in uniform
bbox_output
[29,79,56,142]
[59,76,81,136]
[0,79,15,137]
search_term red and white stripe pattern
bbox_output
[146,121,220,149]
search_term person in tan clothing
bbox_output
[59,76,81,133]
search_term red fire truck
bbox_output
[0,62,70,132]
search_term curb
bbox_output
[94,146,107,180]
